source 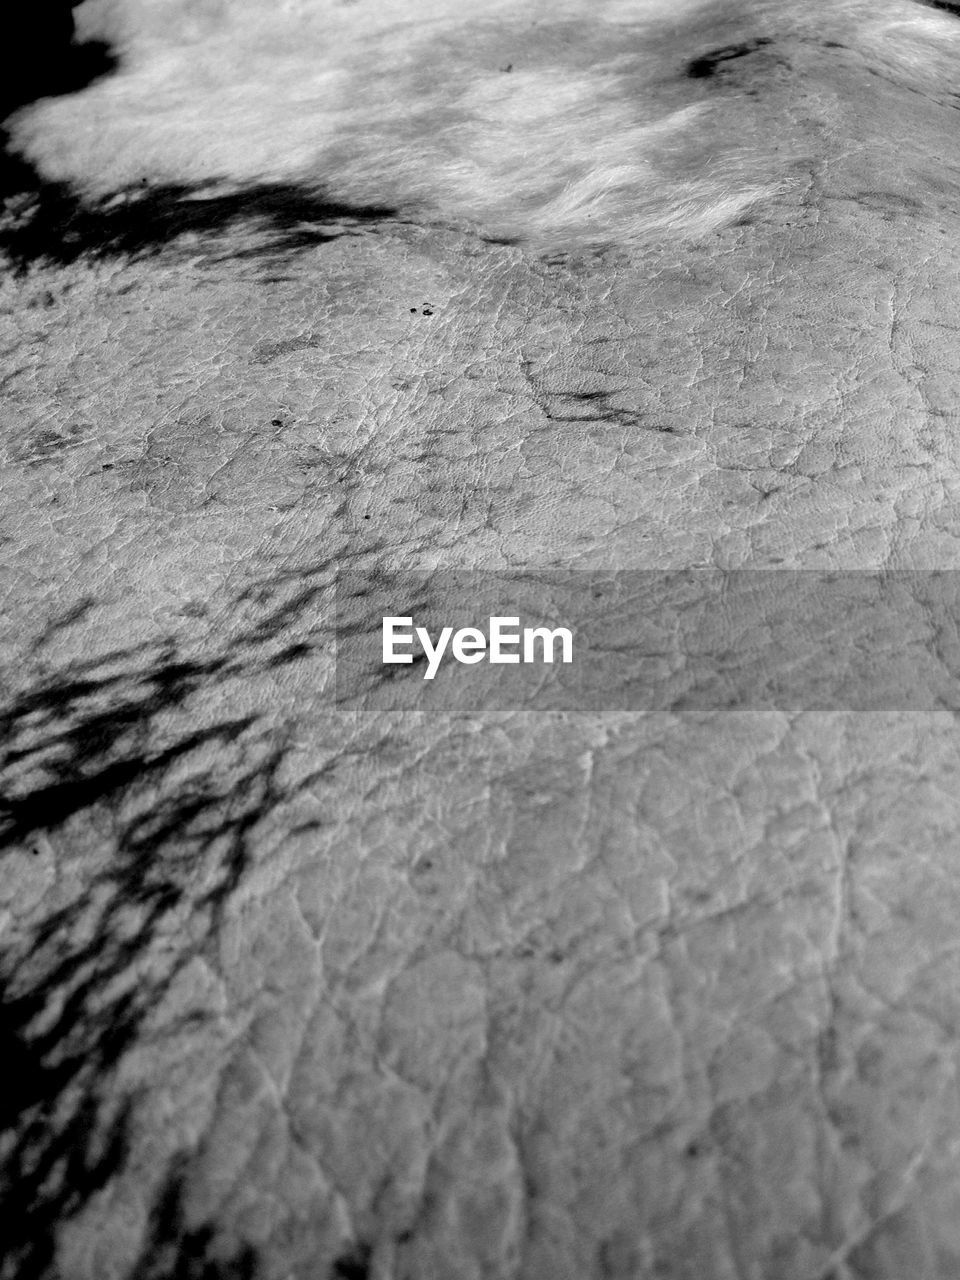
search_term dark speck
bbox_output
[686,36,772,80]
[331,1243,372,1280]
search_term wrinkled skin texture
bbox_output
[4,3,960,1279]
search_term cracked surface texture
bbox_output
[4,2,960,1278]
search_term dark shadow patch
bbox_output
[0,4,395,271]
[131,1162,258,1280]
[0,654,279,1278]
[330,1242,372,1280]
[686,36,774,80]
[0,557,344,1279]
[0,2,117,124]
[918,1,960,15]
[1,1,116,271]
[1,174,397,274]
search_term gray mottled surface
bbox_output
[4,4,960,1278]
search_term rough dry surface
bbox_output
[4,2,960,1279]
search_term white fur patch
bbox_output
[10,0,960,250]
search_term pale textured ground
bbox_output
[4,4,960,1279]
